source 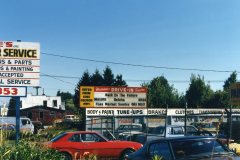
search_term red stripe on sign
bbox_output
[94,86,147,93]
[94,86,111,92]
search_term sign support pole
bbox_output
[15,97,20,144]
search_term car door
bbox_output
[148,141,173,160]
[67,133,85,158]
[169,126,184,137]
[81,133,119,158]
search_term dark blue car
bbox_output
[125,136,240,160]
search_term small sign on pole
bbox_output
[230,82,240,106]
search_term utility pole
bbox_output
[33,86,41,96]
[184,102,188,136]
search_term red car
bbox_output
[47,131,143,160]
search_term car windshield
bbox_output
[171,139,230,159]
[51,133,67,142]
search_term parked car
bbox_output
[190,122,217,136]
[0,117,34,133]
[0,124,15,131]
[121,125,204,144]
[148,125,199,137]
[32,121,44,134]
[126,136,240,160]
[115,123,143,139]
[47,131,142,160]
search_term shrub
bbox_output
[152,155,163,160]
[0,140,63,160]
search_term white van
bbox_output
[0,117,34,134]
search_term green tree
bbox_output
[73,67,128,130]
[7,98,16,116]
[114,74,127,86]
[223,71,237,91]
[90,69,103,86]
[74,70,91,107]
[74,70,91,130]
[147,76,180,108]
[222,71,238,107]
[186,74,213,108]
[57,90,72,100]
[103,66,115,86]
[56,90,76,112]
[205,90,228,108]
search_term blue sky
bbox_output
[0,0,240,100]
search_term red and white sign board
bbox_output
[0,41,40,86]
[0,86,27,97]
[80,86,147,108]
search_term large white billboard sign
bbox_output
[0,41,40,86]
[80,86,147,108]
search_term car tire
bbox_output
[60,152,72,160]
[120,149,134,160]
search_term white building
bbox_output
[20,94,65,110]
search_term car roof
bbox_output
[153,125,196,128]
[118,123,142,126]
[146,136,216,144]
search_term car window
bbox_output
[22,119,30,125]
[171,127,183,135]
[81,133,105,142]
[51,133,67,142]
[149,142,172,160]
[69,134,81,142]
[186,126,198,133]
[171,139,229,159]
[150,126,164,134]
[132,125,141,131]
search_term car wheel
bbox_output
[120,149,134,160]
[60,152,72,160]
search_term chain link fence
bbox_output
[85,108,240,153]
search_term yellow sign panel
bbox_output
[80,86,94,107]
[80,86,147,108]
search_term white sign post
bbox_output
[0,41,40,143]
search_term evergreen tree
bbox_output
[73,70,91,130]
[223,71,237,91]
[74,70,91,107]
[103,66,115,86]
[114,74,127,86]
[90,69,103,86]
[57,90,75,112]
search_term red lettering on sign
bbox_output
[0,87,19,96]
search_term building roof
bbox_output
[20,105,65,112]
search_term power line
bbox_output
[40,74,225,83]
[41,52,239,73]
[41,73,76,86]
